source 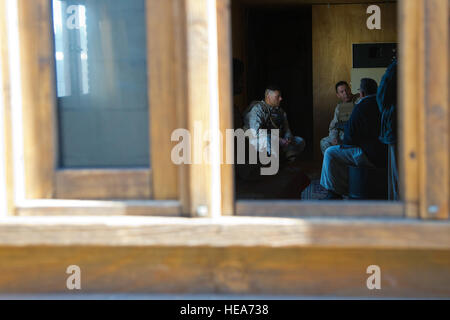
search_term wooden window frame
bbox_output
[1,0,448,221]
[0,0,449,298]
[1,0,189,215]
[220,0,449,220]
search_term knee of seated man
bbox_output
[324,145,340,160]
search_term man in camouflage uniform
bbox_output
[242,85,306,162]
[320,81,360,155]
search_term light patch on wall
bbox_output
[7,0,26,204]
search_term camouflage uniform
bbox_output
[320,94,360,155]
[242,100,305,161]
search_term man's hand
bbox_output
[331,138,338,146]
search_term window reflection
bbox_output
[51,0,150,168]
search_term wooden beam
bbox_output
[398,0,421,218]
[217,0,235,216]
[173,0,191,215]
[17,0,57,199]
[0,245,447,297]
[236,200,404,217]
[184,0,222,216]
[418,0,449,219]
[147,0,179,200]
[0,216,448,249]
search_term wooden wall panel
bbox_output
[312,3,397,161]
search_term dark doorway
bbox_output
[246,6,313,159]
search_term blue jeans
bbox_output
[320,145,375,196]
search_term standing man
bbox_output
[243,84,306,162]
[377,58,398,200]
[320,81,360,155]
[320,78,388,199]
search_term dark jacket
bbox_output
[343,95,388,168]
[377,59,397,144]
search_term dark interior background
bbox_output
[246,6,313,159]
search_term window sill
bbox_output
[0,215,448,249]
[13,199,181,216]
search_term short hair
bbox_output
[265,84,281,97]
[359,78,378,95]
[335,81,349,93]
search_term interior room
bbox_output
[231,0,398,200]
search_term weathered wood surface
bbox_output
[147,0,179,200]
[418,0,449,219]
[236,200,404,217]
[398,0,421,218]
[17,0,57,199]
[217,0,235,216]
[55,169,153,200]
[0,216,448,249]
[184,0,216,216]
[0,245,448,297]
[14,200,181,216]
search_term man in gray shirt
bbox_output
[243,85,306,162]
[320,81,360,155]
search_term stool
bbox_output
[348,166,388,200]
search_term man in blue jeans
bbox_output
[320,78,388,200]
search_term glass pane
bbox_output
[52,0,150,168]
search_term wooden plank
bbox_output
[184,0,216,216]
[147,0,179,200]
[236,200,404,217]
[55,169,152,200]
[419,0,449,219]
[15,199,181,216]
[17,0,57,199]
[173,0,190,215]
[217,0,235,216]
[0,0,14,215]
[398,0,421,218]
[0,216,448,249]
[0,245,448,297]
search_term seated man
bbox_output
[320,81,360,155]
[320,78,388,200]
[242,84,306,162]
